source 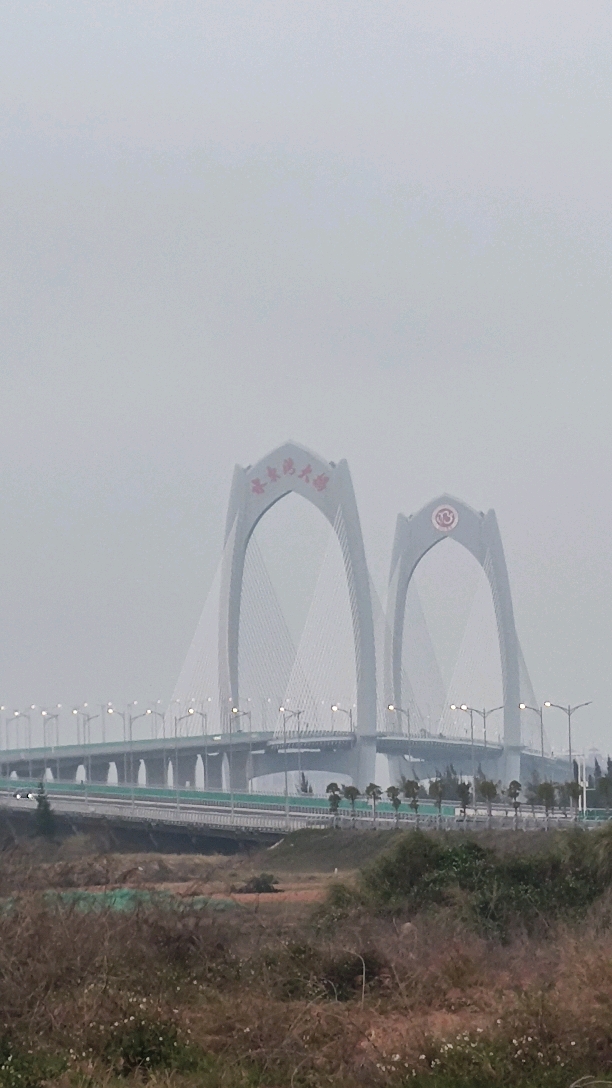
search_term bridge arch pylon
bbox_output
[385,496,521,784]
[218,442,377,789]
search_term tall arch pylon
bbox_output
[385,496,522,784]
[218,442,377,788]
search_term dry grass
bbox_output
[1,837,612,1086]
[0,888,611,1084]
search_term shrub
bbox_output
[360,829,605,936]
[0,1038,65,1088]
[34,784,55,840]
[238,872,279,894]
[101,1016,199,1076]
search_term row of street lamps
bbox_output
[386,700,592,777]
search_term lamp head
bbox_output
[519,703,526,710]
[188,708,194,714]
[460,704,468,711]
[450,704,457,710]
[331,705,338,712]
[231,707,239,714]
[387,704,395,711]
[544,701,551,707]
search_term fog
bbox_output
[1,2,611,757]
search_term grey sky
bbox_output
[1,2,611,755]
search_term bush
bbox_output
[360,829,606,936]
[0,1038,65,1088]
[101,1016,199,1076]
[34,784,54,840]
[238,872,279,894]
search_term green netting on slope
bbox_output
[41,889,237,912]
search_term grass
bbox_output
[1,828,612,1085]
[265,827,400,872]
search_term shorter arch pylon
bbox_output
[385,495,521,784]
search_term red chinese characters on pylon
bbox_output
[250,462,330,496]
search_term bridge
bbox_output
[0,730,572,792]
[3,441,590,794]
[2,778,602,852]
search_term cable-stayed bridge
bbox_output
[2,442,582,793]
[160,441,564,790]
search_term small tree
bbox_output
[598,775,612,814]
[457,780,471,819]
[524,772,539,816]
[506,779,522,831]
[365,782,382,827]
[35,781,55,839]
[297,772,313,795]
[326,782,341,827]
[428,778,444,826]
[557,782,570,817]
[478,779,498,828]
[342,785,361,829]
[567,780,582,822]
[537,780,556,829]
[401,776,420,825]
[386,785,402,828]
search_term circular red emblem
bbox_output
[431,504,459,532]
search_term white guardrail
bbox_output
[4,792,602,833]
[5,795,329,833]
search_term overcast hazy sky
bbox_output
[1,2,611,754]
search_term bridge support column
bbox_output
[499,748,521,787]
[387,754,407,788]
[26,760,47,782]
[145,755,168,787]
[175,752,198,789]
[55,759,83,783]
[224,749,249,793]
[202,752,223,791]
[89,759,110,785]
[115,755,130,785]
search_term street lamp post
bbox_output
[106,707,127,786]
[173,711,199,812]
[451,705,476,794]
[331,704,353,732]
[70,705,99,802]
[231,708,252,820]
[279,707,304,801]
[40,709,60,781]
[278,707,300,825]
[544,702,592,774]
[184,707,209,789]
[519,703,545,760]
[82,708,100,794]
[385,705,409,774]
[13,710,34,778]
[388,704,411,763]
[124,709,161,809]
